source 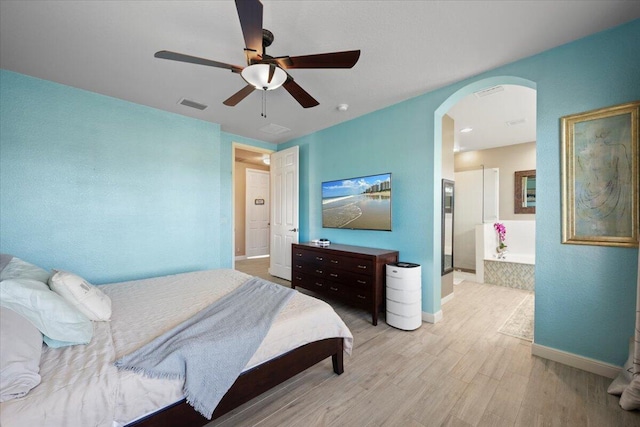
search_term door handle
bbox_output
[289,228,298,232]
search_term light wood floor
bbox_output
[208,258,639,426]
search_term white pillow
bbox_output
[0,256,50,283]
[0,307,43,402]
[0,278,93,348]
[48,270,112,321]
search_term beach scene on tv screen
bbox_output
[322,173,391,230]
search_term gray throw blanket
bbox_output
[114,277,295,419]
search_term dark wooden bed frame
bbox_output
[126,337,344,427]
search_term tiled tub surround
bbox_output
[475,221,535,290]
[484,256,535,291]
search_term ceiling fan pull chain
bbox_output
[261,88,267,118]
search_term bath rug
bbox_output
[498,293,534,341]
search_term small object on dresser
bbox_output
[317,239,330,247]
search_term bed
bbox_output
[0,264,353,427]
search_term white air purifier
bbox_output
[386,262,422,330]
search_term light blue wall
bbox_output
[0,70,264,284]
[282,19,640,365]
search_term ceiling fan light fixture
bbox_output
[241,64,287,90]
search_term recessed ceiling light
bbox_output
[460,127,473,133]
[337,104,349,112]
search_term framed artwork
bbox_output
[561,101,639,247]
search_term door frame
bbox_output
[232,143,274,267]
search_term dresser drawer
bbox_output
[324,269,372,290]
[324,282,370,305]
[293,248,327,265]
[293,261,326,278]
[342,286,372,307]
[292,272,328,293]
[326,255,373,274]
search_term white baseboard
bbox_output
[422,310,443,324]
[531,343,621,379]
[441,292,454,305]
[234,255,248,261]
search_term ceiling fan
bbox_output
[155,0,361,110]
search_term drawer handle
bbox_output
[296,253,302,257]
[295,276,302,280]
[316,256,323,261]
[357,294,366,299]
[315,282,323,287]
[315,269,323,274]
[296,265,302,269]
[330,287,338,291]
[357,265,367,269]
[357,280,366,284]
[330,260,339,264]
[330,273,338,278]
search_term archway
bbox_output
[430,76,537,321]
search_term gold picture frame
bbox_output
[561,101,639,247]
[514,169,536,214]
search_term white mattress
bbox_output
[0,269,353,427]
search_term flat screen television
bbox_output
[321,173,392,231]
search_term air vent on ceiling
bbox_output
[506,118,526,126]
[474,85,504,98]
[259,123,291,135]
[178,98,208,110]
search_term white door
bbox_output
[245,169,270,258]
[269,146,299,280]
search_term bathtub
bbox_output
[475,221,535,291]
[490,253,535,265]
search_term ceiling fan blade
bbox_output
[283,77,319,108]
[223,84,256,106]
[276,50,361,69]
[267,63,276,83]
[235,0,263,62]
[155,51,242,73]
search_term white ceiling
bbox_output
[1,1,639,146]
[447,84,537,152]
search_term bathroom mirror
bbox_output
[442,179,454,275]
[514,170,536,214]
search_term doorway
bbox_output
[233,145,272,261]
[442,83,537,287]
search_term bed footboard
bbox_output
[126,337,344,427]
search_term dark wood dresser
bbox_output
[291,243,399,325]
